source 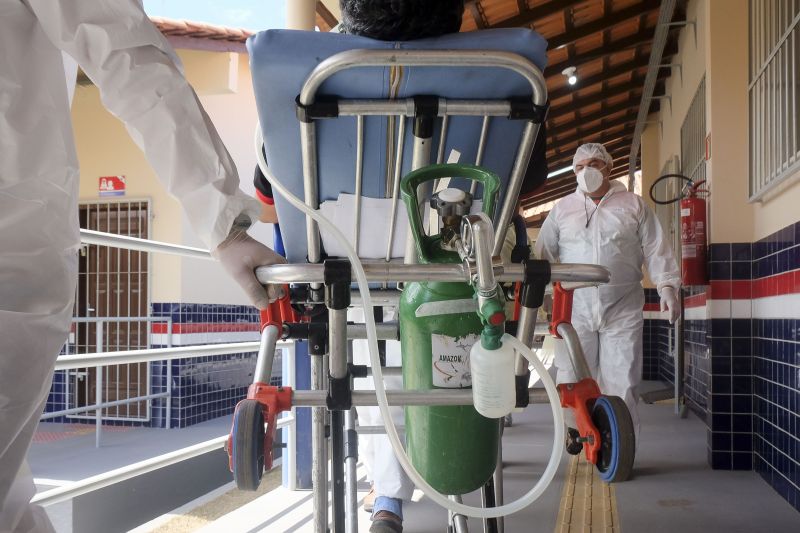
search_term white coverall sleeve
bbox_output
[24,0,260,249]
[638,201,681,294]
[533,209,560,262]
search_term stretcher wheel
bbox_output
[232,399,265,491]
[591,396,635,483]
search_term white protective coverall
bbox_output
[0,2,263,530]
[349,308,414,503]
[534,180,680,431]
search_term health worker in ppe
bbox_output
[0,2,284,531]
[534,142,680,443]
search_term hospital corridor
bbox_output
[1,1,799,532]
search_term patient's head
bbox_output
[339,0,465,40]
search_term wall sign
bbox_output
[99,176,126,197]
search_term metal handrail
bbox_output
[80,229,212,260]
[32,416,293,507]
[54,342,266,371]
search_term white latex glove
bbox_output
[212,228,286,310]
[660,286,680,324]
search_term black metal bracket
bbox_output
[308,319,328,356]
[515,371,531,408]
[345,428,359,460]
[295,95,339,123]
[510,244,532,264]
[508,97,549,123]
[326,374,353,411]
[349,363,368,379]
[521,259,551,309]
[413,95,439,138]
[324,259,351,310]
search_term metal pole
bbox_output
[451,494,469,532]
[515,306,538,375]
[95,322,103,448]
[312,354,328,533]
[256,262,610,285]
[329,309,349,380]
[286,342,298,491]
[331,410,345,533]
[292,389,550,407]
[344,408,358,533]
[556,323,592,381]
[255,325,281,384]
[494,441,504,533]
[80,229,211,260]
[345,322,398,340]
[492,121,540,255]
[165,318,173,429]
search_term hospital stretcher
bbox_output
[224,28,636,533]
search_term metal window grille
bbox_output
[655,155,682,262]
[69,200,151,422]
[749,0,800,199]
[681,77,707,186]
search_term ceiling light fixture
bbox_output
[562,66,577,85]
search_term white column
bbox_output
[287,0,317,31]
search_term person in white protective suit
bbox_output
[0,2,285,531]
[534,142,680,443]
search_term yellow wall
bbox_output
[71,83,183,302]
[705,0,753,243]
[71,47,263,305]
[644,0,800,244]
[753,173,800,239]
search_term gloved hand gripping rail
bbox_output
[255,125,565,519]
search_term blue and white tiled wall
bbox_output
[44,303,280,429]
[642,219,800,511]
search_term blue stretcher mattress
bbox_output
[247,28,547,263]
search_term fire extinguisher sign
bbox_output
[99,176,126,197]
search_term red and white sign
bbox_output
[99,176,126,197]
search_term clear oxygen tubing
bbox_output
[254,124,564,518]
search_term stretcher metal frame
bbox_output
[244,48,610,533]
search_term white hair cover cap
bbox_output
[573,142,613,171]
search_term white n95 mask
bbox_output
[576,166,604,194]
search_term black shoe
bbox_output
[370,511,403,533]
[566,427,583,455]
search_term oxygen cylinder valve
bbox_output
[431,188,473,248]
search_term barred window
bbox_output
[681,77,707,187]
[654,155,682,261]
[749,0,800,199]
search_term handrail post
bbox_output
[166,317,173,429]
[95,321,104,448]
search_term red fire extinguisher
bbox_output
[679,180,708,286]
[649,174,710,287]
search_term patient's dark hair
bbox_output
[339,0,465,40]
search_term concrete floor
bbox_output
[29,383,800,532]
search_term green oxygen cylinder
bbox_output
[398,164,504,495]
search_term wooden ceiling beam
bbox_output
[468,1,488,29]
[548,55,651,101]
[546,26,657,77]
[489,0,585,29]
[548,75,665,118]
[549,110,637,148]
[547,0,661,49]
[549,94,650,138]
[316,2,338,31]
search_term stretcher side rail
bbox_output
[255,262,610,285]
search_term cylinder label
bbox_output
[431,333,479,388]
